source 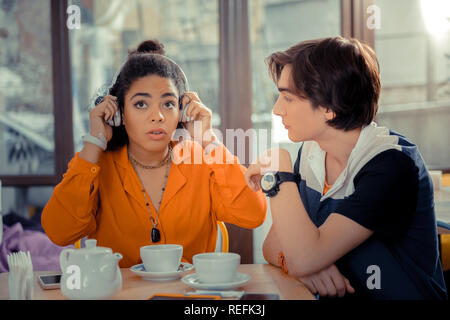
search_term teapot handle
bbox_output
[59,248,74,272]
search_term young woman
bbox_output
[42,40,267,268]
[245,37,447,299]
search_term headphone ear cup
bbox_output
[94,96,104,106]
[114,112,122,127]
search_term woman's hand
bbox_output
[89,95,119,142]
[299,264,355,298]
[179,92,214,148]
[244,148,293,192]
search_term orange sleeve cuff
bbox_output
[68,152,100,174]
[278,252,289,274]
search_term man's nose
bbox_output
[273,97,284,116]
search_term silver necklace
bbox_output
[128,147,172,243]
[129,145,172,169]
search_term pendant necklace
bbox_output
[128,145,172,243]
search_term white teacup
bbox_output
[429,170,442,191]
[140,244,183,272]
[193,252,240,283]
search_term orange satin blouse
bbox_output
[41,141,267,267]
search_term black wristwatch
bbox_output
[260,172,300,198]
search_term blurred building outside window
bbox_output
[249,0,341,263]
[374,0,450,169]
[0,0,54,176]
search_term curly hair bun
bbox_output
[130,39,166,55]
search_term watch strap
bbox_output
[277,172,300,184]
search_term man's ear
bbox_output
[322,106,335,121]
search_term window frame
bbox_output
[341,0,375,47]
[0,0,74,187]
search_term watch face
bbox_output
[261,172,277,191]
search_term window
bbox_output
[250,0,342,145]
[0,0,54,175]
[0,0,73,186]
[374,0,450,106]
[374,0,450,169]
[0,0,73,225]
[249,0,342,264]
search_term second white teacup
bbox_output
[429,170,442,191]
[193,252,240,283]
[140,244,183,272]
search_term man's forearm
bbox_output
[269,181,322,278]
[262,227,281,267]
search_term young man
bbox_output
[245,37,447,299]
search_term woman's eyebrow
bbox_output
[130,92,177,100]
[130,92,152,100]
[161,92,177,99]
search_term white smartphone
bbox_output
[38,274,61,290]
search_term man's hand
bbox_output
[299,264,355,298]
[244,148,293,192]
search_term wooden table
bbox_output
[435,187,450,234]
[0,264,315,300]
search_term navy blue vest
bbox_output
[293,128,447,300]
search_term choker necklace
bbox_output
[129,144,172,169]
[128,145,172,243]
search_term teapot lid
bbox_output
[77,239,112,254]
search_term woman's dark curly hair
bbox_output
[97,39,189,151]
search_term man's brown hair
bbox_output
[267,37,381,131]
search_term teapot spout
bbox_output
[113,253,123,262]
[100,253,123,282]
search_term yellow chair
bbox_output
[74,221,229,252]
[216,221,229,253]
[74,238,83,249]
[441,173,450,271]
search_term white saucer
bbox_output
[181,272,251,290]
[130,262,194,281]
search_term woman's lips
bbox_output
[146,131,167,141]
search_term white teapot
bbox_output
[59,239,123,300]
